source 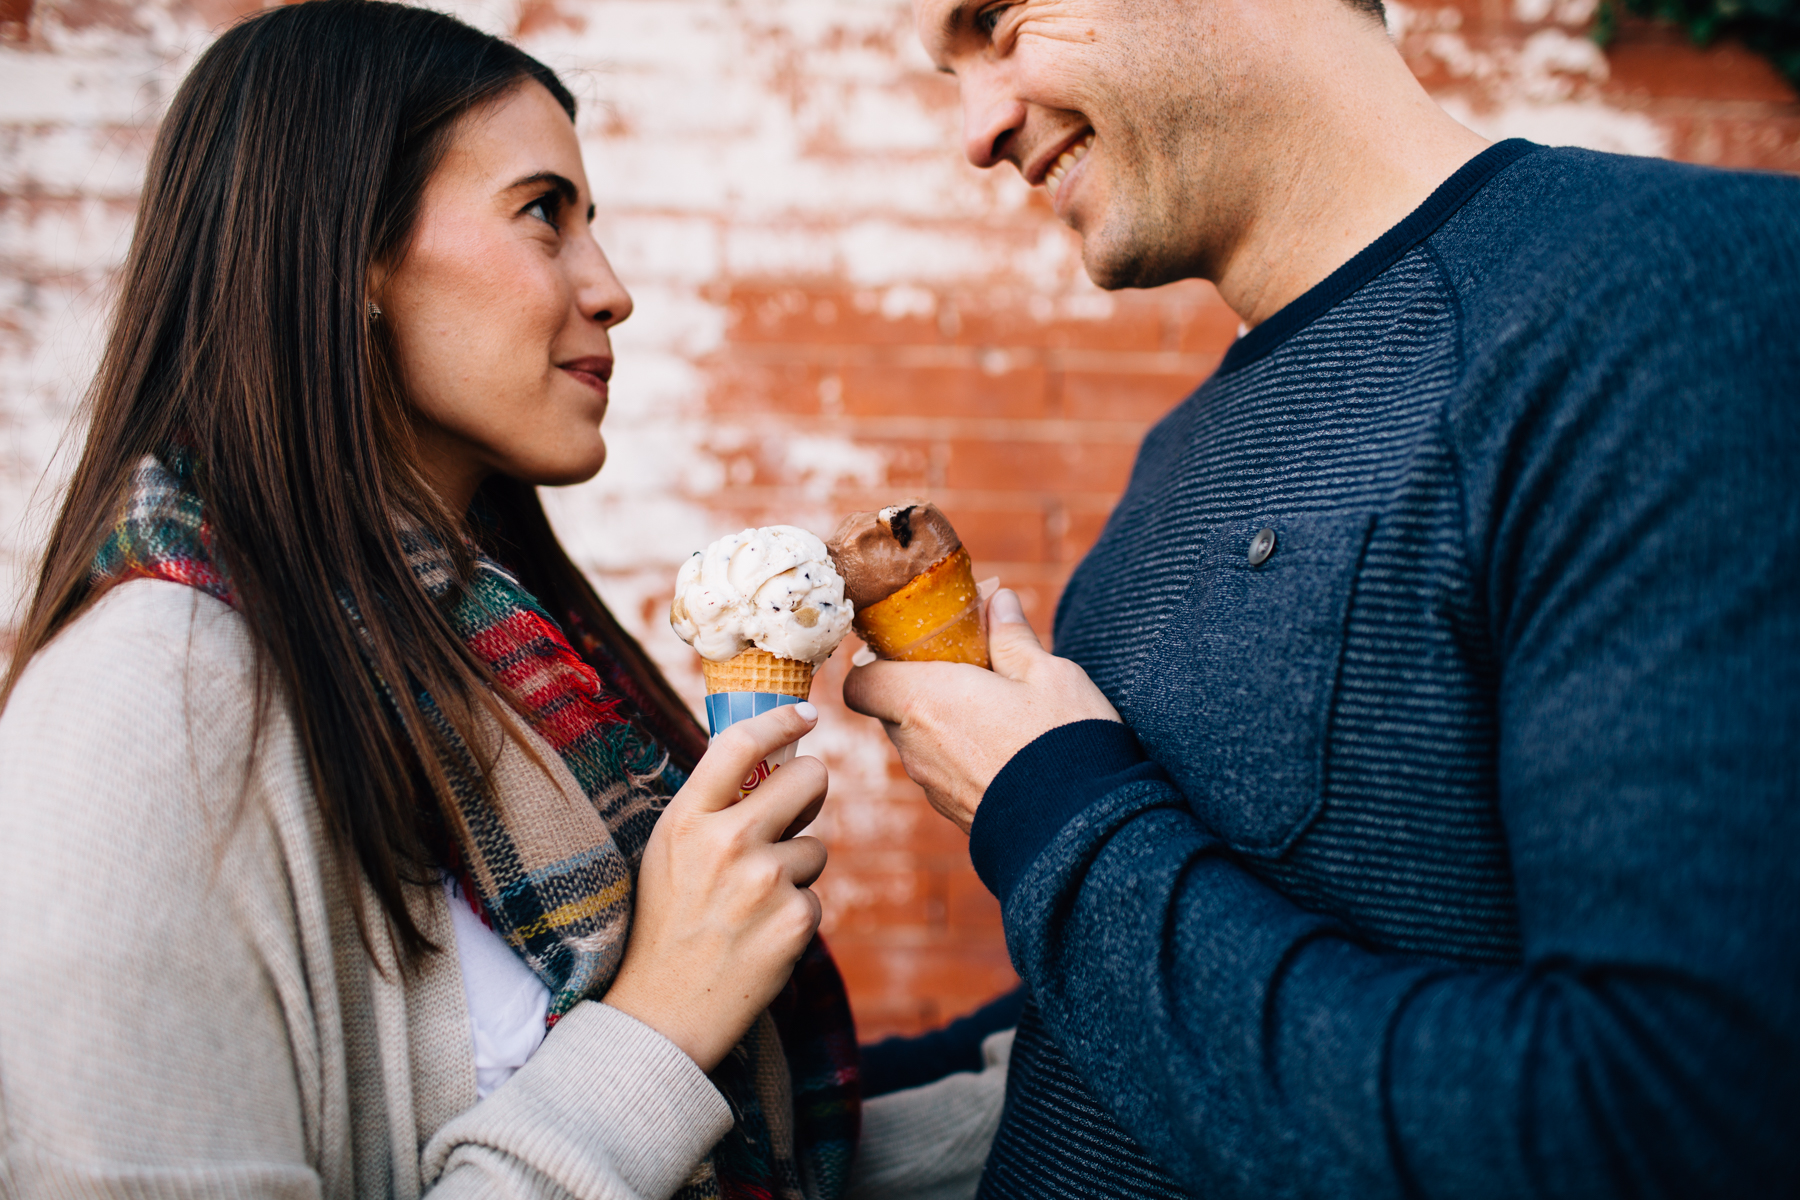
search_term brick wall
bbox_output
[3,0,1796,1039]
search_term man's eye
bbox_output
[974,3,1009,36]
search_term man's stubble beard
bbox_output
[1075,31,1242,292]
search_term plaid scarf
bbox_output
[93,453,859,1200]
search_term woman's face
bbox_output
[376,81,631,511]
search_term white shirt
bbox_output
[444,877,550,1099]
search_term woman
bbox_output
[0,4,857,1197]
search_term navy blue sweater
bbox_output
[966,142,1800,1198]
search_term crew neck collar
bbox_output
[1216,138,1540,376]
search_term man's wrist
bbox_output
[968,719,1168,908]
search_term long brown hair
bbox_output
[1,0,705,954]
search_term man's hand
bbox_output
[841,588,1121,831]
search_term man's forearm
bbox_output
[976,725,1799,1199]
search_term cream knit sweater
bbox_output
[0,580,734,1199]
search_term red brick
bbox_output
[1,0,30,37]
[946,867,1004,936]
[1172,293,1243,357]
[705,360,827,416]
[945,506,1051,563]
[950,297,1166,354]
[828,940,1019,1039]
[944,436,1139,494]
[838,363,1049,420]
[725,286,947,347]
[738,435,933,492]
[816,857,933,935]
[1060,506,1117,564]
[1604,26,1799,103]
[1061,369,1198,423]
[1661,114,1800,172]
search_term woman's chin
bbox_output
[514,444,606,489]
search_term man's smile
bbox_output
[1044,130,1094,211]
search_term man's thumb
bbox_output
[985,588,1045,678]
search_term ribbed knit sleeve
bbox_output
[968,720,1165,907]
[423,1002,731,1199]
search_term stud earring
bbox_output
[367,300,382,319]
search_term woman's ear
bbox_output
[365,261,390,321]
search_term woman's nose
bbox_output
[578,241,634,329]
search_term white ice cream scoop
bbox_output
[670,525,853,665]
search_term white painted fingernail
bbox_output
[794,701,818,721]
[851,646,877,667]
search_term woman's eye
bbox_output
[524,195,559,228]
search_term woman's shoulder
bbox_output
[21,576,257,694]
[0,580,343,1189]
[0,578,282,862]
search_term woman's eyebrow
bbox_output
[504,170,579,207]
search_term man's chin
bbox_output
[1074,211,1198,290]
[1079,237,1183,292]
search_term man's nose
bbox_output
[960,69,1027,170]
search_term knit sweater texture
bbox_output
[0,580,735,1199]
[967,141,1800,1197]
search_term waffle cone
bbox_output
[853,546,990,668]
[701,647,815,698]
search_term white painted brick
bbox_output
[1438,95,1669,157]
[0,124,152,197]
[722,222,841,278]
[0,0,1699,650]
[604,283,727,359]
[596,213,721,284]
[0,197,136,276]
[545,484,724,570]
[0,50,167,124]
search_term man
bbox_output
[843,0,1800,1196]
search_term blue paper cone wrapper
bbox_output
[706,692,803,794]
[705,690,803,737]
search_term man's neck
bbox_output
[1212,42,1490,328]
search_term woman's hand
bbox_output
[601,702,829,1073]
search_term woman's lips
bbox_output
[559,356,612,396]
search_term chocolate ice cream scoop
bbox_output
[826,500,962,610]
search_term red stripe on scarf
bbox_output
[466,607,628,750]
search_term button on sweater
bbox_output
[968,141,1800,1198]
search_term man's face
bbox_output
[916,0,1258,289]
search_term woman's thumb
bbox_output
[985,589,1045,679]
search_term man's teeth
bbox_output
[1044,134,1093,200]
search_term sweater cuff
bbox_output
[422,999,732,1197]
[969,719,1166,906]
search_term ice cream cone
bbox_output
[852,546,989,667]
[701,647,815,699]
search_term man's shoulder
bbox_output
[1435,146,1800,301]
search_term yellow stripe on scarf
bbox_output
[510,877,632,942]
